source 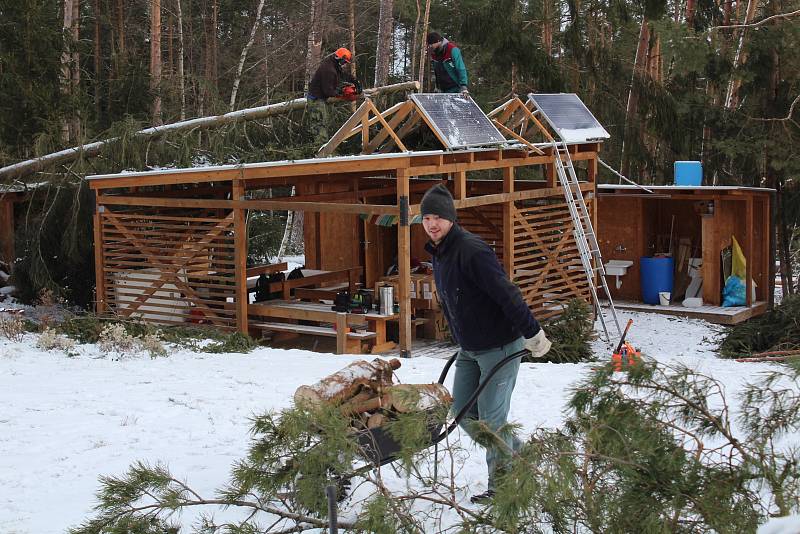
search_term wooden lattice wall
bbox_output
[459,205,504,263]
[97,208,238,328]
[511,195,593,321]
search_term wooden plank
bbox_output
[396,168,412,355]
[246,262,288,277]
[254,321,376,339]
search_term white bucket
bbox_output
[658,292,671,306]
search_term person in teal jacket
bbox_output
[426,32,469,95]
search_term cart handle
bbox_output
[431,348,528,444]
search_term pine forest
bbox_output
[0,0,798,303]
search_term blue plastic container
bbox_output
[674,161,702,186]
[640,256,674,305]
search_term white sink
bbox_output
[605,259,634,276]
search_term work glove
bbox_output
[524,329,552,359]
[460,86,469,97]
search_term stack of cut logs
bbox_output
[294,357,452,430]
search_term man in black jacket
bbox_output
[307,48,361,147]
[308,47,361,101]
[421,183,551,504]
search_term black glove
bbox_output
[352,79,362,94]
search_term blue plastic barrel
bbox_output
[640,256,674,304]
[674,161,702,186]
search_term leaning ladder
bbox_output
[551,140,622,340]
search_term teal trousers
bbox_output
[451,336,524,489]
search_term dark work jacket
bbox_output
[308,56,357,100]
[425,224,540,351]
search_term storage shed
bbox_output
[86,94,609,355]
[597,185,774,324]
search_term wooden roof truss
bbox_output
[319,95,561,158]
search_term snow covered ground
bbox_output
[0,308,797,533]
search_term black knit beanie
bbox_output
[426,32,443,45]
[420,184,457,222]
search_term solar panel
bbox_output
[411,93,507,149]
[527,93,610,143]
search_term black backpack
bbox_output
[331,290,351,312]
[255,271,285,302]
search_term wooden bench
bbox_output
[253,321,377,354]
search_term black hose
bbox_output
[431,348,528,444]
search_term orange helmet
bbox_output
[334,47,352,63]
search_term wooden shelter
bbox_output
[87,95,604,355]
[597,184,774,324]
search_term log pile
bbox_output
[294,357,452,430]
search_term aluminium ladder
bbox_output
[550,140,622,341]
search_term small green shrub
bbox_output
[719,294,800,358]
[527,298,595,363]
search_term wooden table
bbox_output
[249,299,398,354]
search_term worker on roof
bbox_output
[307,47,363,149]
[426,32,469,96]
[420,183,551,504]
[308,47,362,102]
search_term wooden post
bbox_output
[761,196,770,306]
[745,196,753,306]
[336,312,347,354]
[0,199,14,267]
[545,161,556,187]
[233,179,249,334]
[396,168,412,356]
[588,155,597,183]
[92,200,106,314]
[502,167,514,277]
[454,170,467,200]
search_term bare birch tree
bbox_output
[176,0,187,120]
[417,0,431,87]
[620,16,650,178]
[305,0,327,87]
[229,0,268,111]
[60,0,80,142]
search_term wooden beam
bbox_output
[317,100,373,157]
[93,206,106,313]
[746,196,753,306]
[503,167,514,277]
[366,99,408,152]
[396,168,412,355]
[365,101,414,153]
[453,170,467,200]
[97,194,401,216]
[234,179,249,333]
[450,183,593,210]
[492,119,545,154]
[0,199,14,266]
[246,262,288,277]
